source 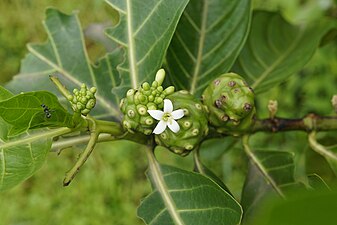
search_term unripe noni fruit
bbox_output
[120,69,175,135]
[155,90,209,156]
[202,73,255,135]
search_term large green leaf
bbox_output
[105,0,189,89]
[138,162,242,225]
[233,11,336,94]
[0,91,73,136]
[6,8,124,120]
[166,0,251,96]
[241,149,296,223]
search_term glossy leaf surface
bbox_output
[105,0,189,90]
[234,11,336,94]
[241,150,296,223]
[0,91,73,136]
[166,0,251,96]
[0,87,64,191]
[138,164,242,225]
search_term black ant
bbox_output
[41,104,52,118]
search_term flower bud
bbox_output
[69,83,97,116]
[120,69,175,135]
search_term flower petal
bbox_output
[163,99,173,113]
[171,109,184,120]
[167,119,180,133]
[147,110,164,121]
[153,120,167,134]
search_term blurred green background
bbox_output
[0,0,337,225]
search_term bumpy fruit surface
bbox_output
[202,73,255,135]
[155,90,209,156]
[120,69,174,135]
[67,84,97,116]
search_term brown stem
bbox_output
[252,113,337,133]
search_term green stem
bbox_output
[242,135,286,199]
[63,116,99,186]
[0,127,74,149]
[49,75,72,99]
[51,133,116,152]
[308,132,337,161]
[95,119,124,135]
[193,148,205,174]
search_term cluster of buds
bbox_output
[202,73,255,135]
[67,84,97,116]
[120,69,175,135]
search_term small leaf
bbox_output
[0,91,73,136]
[166,0,251,96]
[138,163,242,225]
[105,0,189,90]
[233,11,336,94]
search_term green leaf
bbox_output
[5,8,124,119]
[199,137,238,161]
[138,162,242,225]
[241,149,296,223]
[308,132,337,176]
[0,86,14,100]
[233,11,336,94]
[166,0,251,96]
[193,158,232,195]
[0,128,63,191]
[307,174,330,191]
[0,89,72,192]
[249,190,337,225]
[0,91,73,136]
[105,0,189,91]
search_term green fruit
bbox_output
[120,69,175,135]
[155,91,209,156]
[202,73,255,135]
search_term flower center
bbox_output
[162,112,172,122]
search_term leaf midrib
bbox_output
[146,149,185,225]
[0,127,71,149]
[243,137,286,198]
[126,0,138,89]
[190,0,208,94]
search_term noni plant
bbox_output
[1,0,337,225]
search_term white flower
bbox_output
[147,99,184,134]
